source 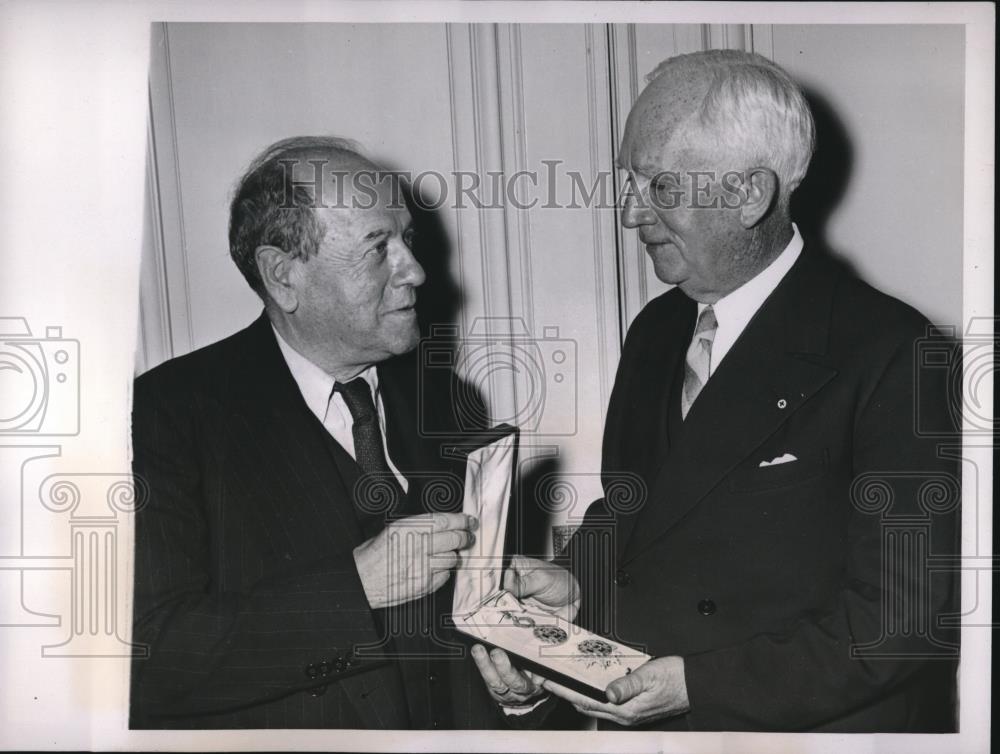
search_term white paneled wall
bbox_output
[139,22,965,539]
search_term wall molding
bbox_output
[137,99,172,374]
[443,22,630,427]
[495,24,536,337]
[444,23,518,421]
[608,23,646,335]
[749,25,775,58]
[140,22,193,372]
[141,20,759,394]
[583,24,621,413]
[705,24,751,51]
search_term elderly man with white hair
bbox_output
[472,49,959,732]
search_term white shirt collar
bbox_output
[271,325,379,422]
[697,224,803,376]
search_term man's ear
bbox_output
[739,167,779,228]
[255,245,298,312]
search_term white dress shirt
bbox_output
[274,329,542,714]
[272,326,408,492]
[697,224,804,377]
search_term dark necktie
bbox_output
[333,377,405,516]
[336,380,449,725]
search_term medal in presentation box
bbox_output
[450,424,651,701]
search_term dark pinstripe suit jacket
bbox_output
[129,313,504,729]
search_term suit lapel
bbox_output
[608,297,695,561]
[379,354,464,518]
[228,314,367,550]
[227,315,413,729]
[622,251,840,562]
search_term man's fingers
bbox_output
[428,568,452,593]
[524,669,545,686]
[471,644,507,695]
[542,679,613,711]
[503,556,577,606]
[501,560,523,594]
[502,555,545,596]
[507,554,535,572]
[508,554,543,577]
[541,679,594,707]
[490,648,532,693]
[543,678,645,725]
[572,704,623,724]
[429,512,478,533]
[430,528,475,554]
[430,551,459,571]
[606,670,645,704]
[396,512,476,533]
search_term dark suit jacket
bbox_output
[568,248,960,732]
[129,313,505,729]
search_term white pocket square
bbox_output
[759,453,798,467]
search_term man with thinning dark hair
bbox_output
[129,136,552,729]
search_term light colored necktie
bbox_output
[681,306,718,419]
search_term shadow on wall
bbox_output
[405,182,464,338]
[794,87,954,334]
[793,86,859,280]
[398,174,556,562]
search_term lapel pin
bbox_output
[777,399,787,409]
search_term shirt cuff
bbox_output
[501,695,549,715]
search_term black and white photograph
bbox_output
[0,2,993,752]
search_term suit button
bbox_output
[432,720,440,729]
[428,672,438,683]
[697,599,717,616]
[614,569,632,587]
[317,660,331,677]
[309,685,327,697]
[305,663,319,679]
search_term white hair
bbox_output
[646,49,816,203]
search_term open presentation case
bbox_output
[450,424,651,701]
